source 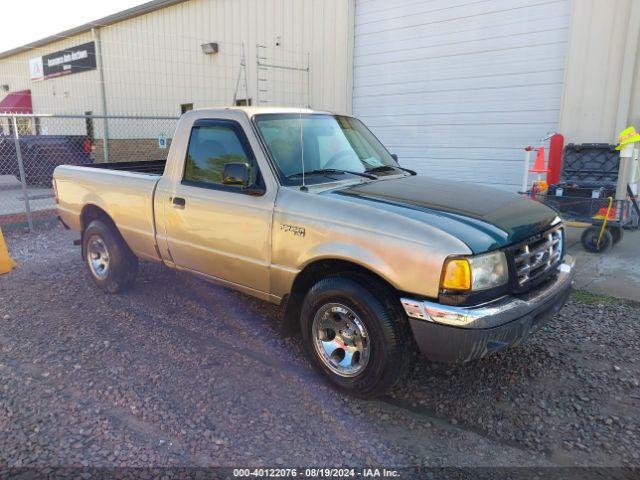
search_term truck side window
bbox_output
[183,123,254,188]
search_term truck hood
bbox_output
[328,175,558,253]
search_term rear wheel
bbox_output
[300,275,411,398]
[83,220,138,293]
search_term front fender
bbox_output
[271,187,473,300]
[271,221,457,300]
[297,242,397,288]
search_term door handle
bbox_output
[172,197,186,209]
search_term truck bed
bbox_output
[85,159,166,175]
[54,162,164,263]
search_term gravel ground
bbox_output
[1,226,639,472]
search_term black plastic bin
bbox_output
[534,143,638,253]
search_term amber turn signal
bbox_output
[441,258,472,292]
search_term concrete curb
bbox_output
[0,175,22,190]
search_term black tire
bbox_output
[581,226,613,253]
[300,274,411,398]
[610,227,624,245]
[82,219,138,293]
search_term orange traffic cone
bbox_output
[0,227,16,274]
[530,147,549,173]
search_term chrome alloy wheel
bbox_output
[87,235,110,279]
[312,303,370,377]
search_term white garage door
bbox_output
[353,0,571,190]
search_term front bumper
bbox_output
[401,255,575,363]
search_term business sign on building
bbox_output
[28,57,44,81]
[29,42,96,81]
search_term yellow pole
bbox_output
[596,197,614,249]
[0,227,16,274]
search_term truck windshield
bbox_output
[254,114,400,184]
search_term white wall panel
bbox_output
[0,0,355,118]
[353,0,571,190]
[98,0,354,116]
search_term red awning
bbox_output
[0,90,32,113]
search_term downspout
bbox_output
[614,0,640,137]
[92,27,109,162]
[346,0,356,114]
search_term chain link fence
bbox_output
[0,114,178,232]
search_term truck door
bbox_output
[159,118,275,295]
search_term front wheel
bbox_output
[83,220,138,293]
[300,275,411,398]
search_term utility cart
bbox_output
[534,142,640,253]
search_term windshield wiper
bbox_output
[287,168,377,180]
[366,165,417,175]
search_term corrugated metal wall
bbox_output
[352,0,572,190]
[0,0,354,118]
[560,0,640,144]
[100,0,355,116]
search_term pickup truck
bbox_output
[54,107,574,397]
[0,134,92,185]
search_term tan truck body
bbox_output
[56,108,470,303]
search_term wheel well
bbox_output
[79,205,118,258]
[80,204,116,234]
[281,259,398,335]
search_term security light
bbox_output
[200,43,219,55]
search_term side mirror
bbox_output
[222,162,250,186]
[391,153,398,162]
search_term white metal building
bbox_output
[1,0,639,189]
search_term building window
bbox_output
[235,98,252,106]
[181,103,194,114]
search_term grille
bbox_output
[513,226,563,287]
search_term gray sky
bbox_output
[0,0,148,52]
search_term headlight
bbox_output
[441,251,509,292]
